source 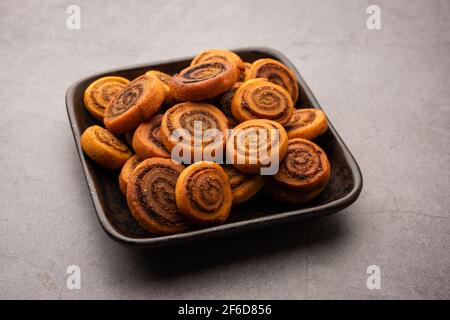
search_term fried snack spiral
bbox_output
[223,165,266,205]
[170,61,238,101]
[267,138,330,204]
[246,58,299,104]
[80,125,132,170]
[231,79,294,125]
[83,76,130,121]
[118,154,142,195]
[284,108,327,140]
[160,102,228,161]
[104,75,165,134]
[175,161,232,225]
[145,70,177,106]
[226,119,289,174]
[126,158,190,235]
[132,114,170,159]
[191,49,244,82]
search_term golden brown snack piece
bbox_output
[145,70,177,106]
[231,79,294,125]
[132,114,170,159]
[246,58,299,104]
[226,119,288,174]
[175,161,232,225]
[104,75,165,134]
[223,165,266,205]
[160,102,228,162]
[118,154,142,195]
[170,60,238,101]
[126,158,190,235]
[267,138,330,204]
[80,125,132,170]
[83,76,130,121]
[191,49,244,82]
[284,108,327,140]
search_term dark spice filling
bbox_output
[185,167,225,214]
[107,83,144,116]
[182,62,225,83]
[285,110,316,130]
[256,64,296,97]
[94,130,128,153]
[135,164,185,226]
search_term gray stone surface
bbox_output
[0,0,449,299]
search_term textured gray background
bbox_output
[0,0,449,299]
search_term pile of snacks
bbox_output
[80,49,331,235]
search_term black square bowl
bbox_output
[66,47,363,248]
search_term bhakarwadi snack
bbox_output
[160,102,228,161]
[266,138,330,204]
[170,61,238,101]
[83,76,130,121]
[126,158,190,235]
[223,165,266,205]
[191,49,244,82]
[104,75,165,134]
[284,108,327,140]
[80,125,132,170]
[132,114,170,159]
[78,49,334,236]
[175,161,232,225]
[227,119,288,174]
[246,58,299,104]
[231,78,294,125]
[118,154,142,195]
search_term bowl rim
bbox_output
[66,46,363,246]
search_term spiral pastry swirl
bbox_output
[231,79,294,125]
[119,154,142,195]
[104,75,165,134]
[284,108,327,140]
[223,165,266,205]
[126,158,190,235]
[191,49,244,82]
[175,161,232,225]
[246,58,299,104]
[266,138,330,204]
[132,114,170,159]
[160,102,228,162]
[80,125,132,170]
[226,119,289,174]
[83,76,130,121]
[170,61,238,101]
